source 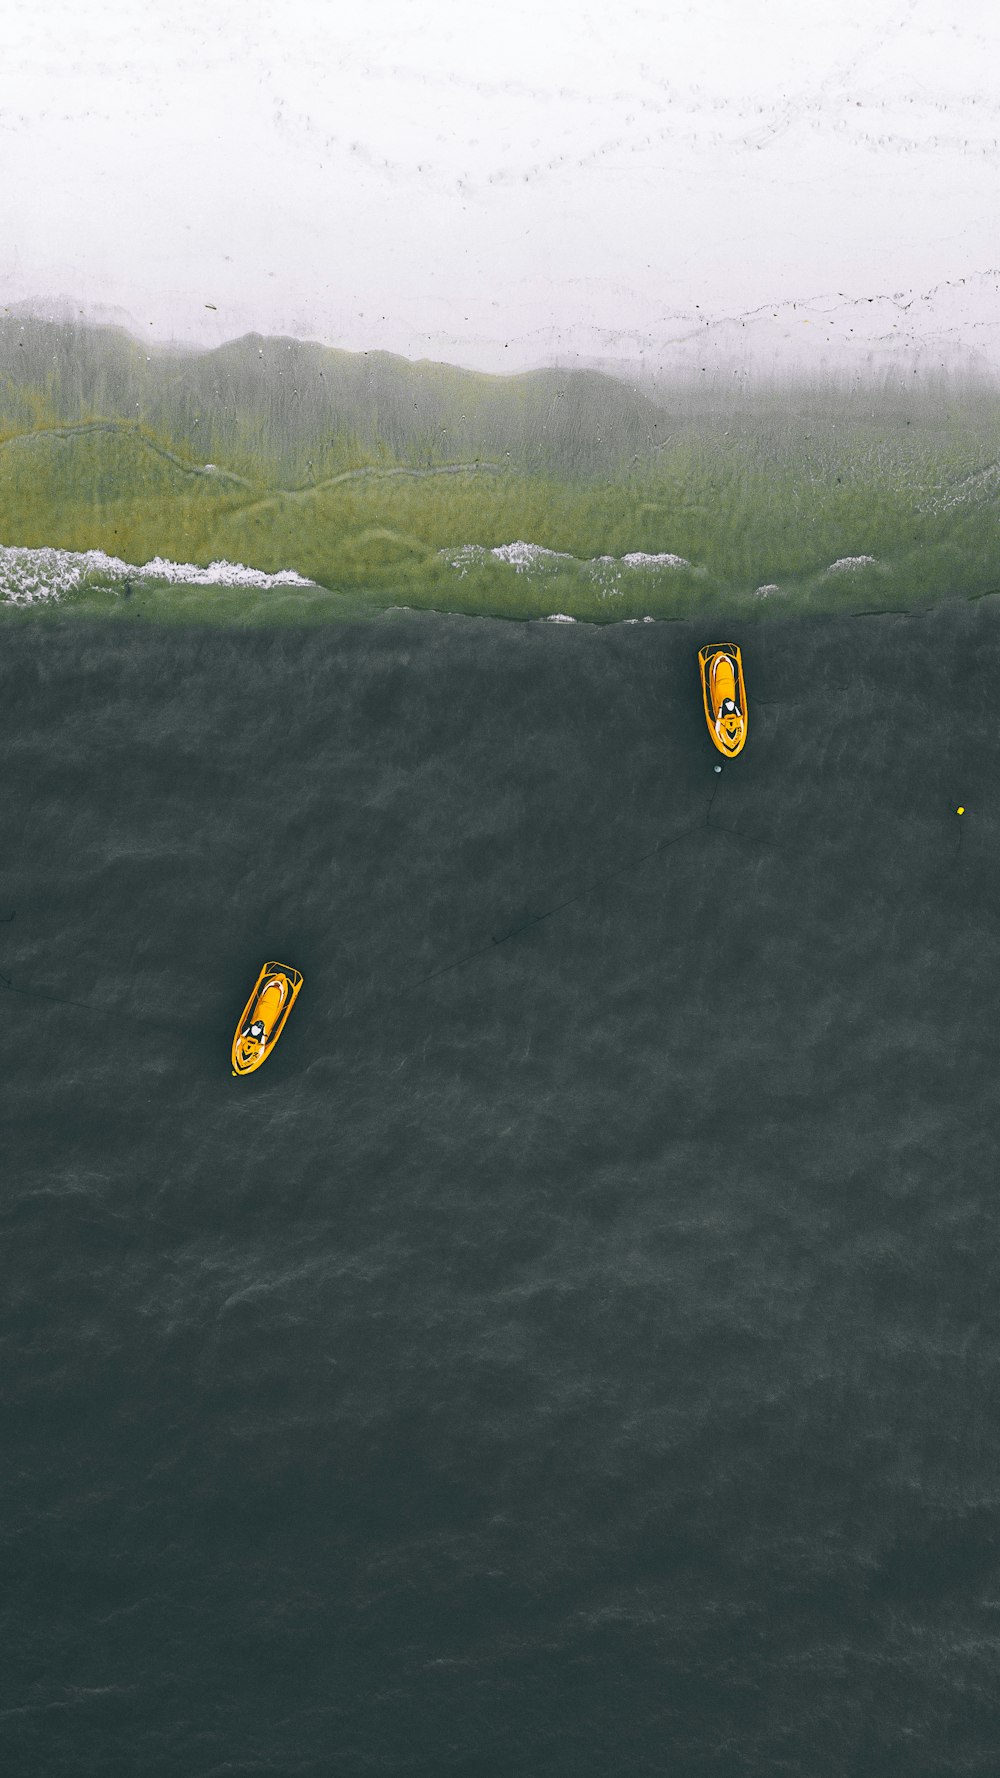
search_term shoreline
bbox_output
[2,580,994,630]
[3,542,996,631]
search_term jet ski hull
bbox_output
[698,642,748,758]
[231,961,303,1076]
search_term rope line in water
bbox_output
[489,816,709,949]
[393,780,728,1000]
[0,922,189,1032]
[0,975,119,1017]
[0,782,728,1028]
[704,774,786,855]
[487,774,789,945]
[0,783,968,1037]
[391,773,788,1002]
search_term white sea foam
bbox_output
[0,545,118,604]
[140,556,312,588]
[443,542,691,586]
[491,541,573,571]
[825,555,877,573]
[546,613,576,623]
[620,551,690,569]
[755,583,782,596]
[0,543,314,605]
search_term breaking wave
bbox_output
[824,555,878,574]
[443,541,692,586]
[0,544,314,606]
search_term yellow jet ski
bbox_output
[231,961,303,1076]
[698,642,748,758]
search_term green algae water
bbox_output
[4,320,1000,624]
[4,592,1000,1776]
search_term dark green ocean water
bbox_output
[3,599,1000,1776]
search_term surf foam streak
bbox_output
[443,542,691,583]
[0,544,314,605]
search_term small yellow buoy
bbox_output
[957,806,965,816]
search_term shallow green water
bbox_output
[4,321,1000,622]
